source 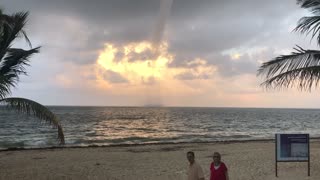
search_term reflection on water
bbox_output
[94,118,172,140]
[1,107,320,149]
[90,108,188,144]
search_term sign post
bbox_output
[275,134,310,177]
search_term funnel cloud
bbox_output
[152,0,173,48]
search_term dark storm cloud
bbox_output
[207,53,260,77]
[1,0,159,19]
[2,0,161,65]
[170,47,274,78]
[2,0,305,76]
[167,0,301,55]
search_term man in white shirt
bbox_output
[187,151,205,180]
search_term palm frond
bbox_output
[297,0,320,14]
[0,11,31,61]
[0,97,65,145]
[0,47,40,98]
[294,16,320,45]
[294,0,320,46]
[0,47,39,74]
[9,12,31,47]
[0,74,16,99]
[258,46,320,90]
[0,10,65,146]
[297,0,320,10]
[260,66,320,90]
[21,29,32,48]
[0,12,14,25]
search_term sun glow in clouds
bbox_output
[96,41,216,86]
[97,42,170,82]
[231,53,242,60]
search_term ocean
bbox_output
[1,106,320,150]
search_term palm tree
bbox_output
[258,0,320,91]
[0,10,65,144]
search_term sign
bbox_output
[275,134,310,177]
[276,134,309,161]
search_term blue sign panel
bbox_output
[276,134,309,161]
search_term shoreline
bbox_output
[0,138,275,152]
[2,137,320,152]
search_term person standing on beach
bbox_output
[210,152,229,180]
[187,151,205,180]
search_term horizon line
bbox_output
[26,105,320,110]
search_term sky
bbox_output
[2,0,320,108]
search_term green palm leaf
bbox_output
[0,98,65,144]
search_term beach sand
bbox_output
[1,140,320,180]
